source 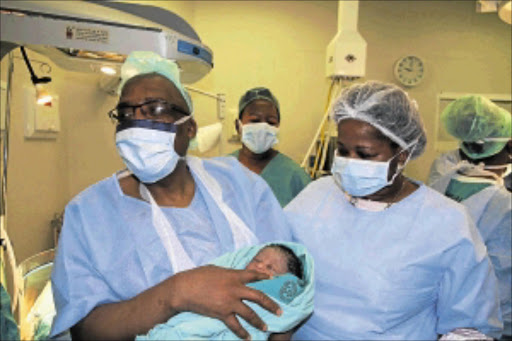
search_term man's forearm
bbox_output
[71,277,179,340]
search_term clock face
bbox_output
[394,56,425,87]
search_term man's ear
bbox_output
[234,119,241,134]
[187,118,198,139]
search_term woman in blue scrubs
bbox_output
[285,81,503,340]
[230,87,311,207]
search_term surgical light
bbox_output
[100,66,117,75]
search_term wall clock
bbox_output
[394,55,425,87]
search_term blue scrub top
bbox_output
[285,176,503,340]
[50,157,292,337]
[431,174,512,337]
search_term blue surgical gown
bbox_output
[230,150,311,207]
[427,149,462,185]
[49,157,292,337]
[285,176,503,340]
[431,177,512,337]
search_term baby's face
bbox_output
[245,247,288,277]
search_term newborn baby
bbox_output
[246,244,303,277]
[137,242,314,340]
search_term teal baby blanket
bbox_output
[137,241,314,340]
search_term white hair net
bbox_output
[118,51,193,113]
[330,81,427,159]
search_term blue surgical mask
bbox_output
[240,121,279,154]
[115,117,190,183]
[331,149,412,197]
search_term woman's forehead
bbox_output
[338,119,383,139]
[243,100,278,115]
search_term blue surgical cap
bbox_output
[118,51,193,113]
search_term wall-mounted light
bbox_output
[20,46,53,105]
[35,84,52,106]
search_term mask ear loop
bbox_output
[387,139,419,184]
[174,115,192,125]
[174,115,192,160]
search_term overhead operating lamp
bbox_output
[477,0,512,24]
[0,0,214,84]
[19,46,53,105]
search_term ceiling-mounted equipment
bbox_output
[326,0,367,79]
[0,0,213,84]
[476,0,512,24]
[498,0,512,24]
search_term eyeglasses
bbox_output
[108,99,190,122]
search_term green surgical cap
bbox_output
[118,51,192,113]
[441,95,511,159]
[239,87,280,119]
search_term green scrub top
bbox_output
[445,177,492,202]
[230,150,311,207]
[1,282,19,341]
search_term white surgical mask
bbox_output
[484,163,512,178]
[331,142,416,197]
[116,117,190,183]
[240,121,279,154]
[457,162,502,184]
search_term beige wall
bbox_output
[1,0,510,262]
[1,50,68,263]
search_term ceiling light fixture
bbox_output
[100,66,117,75]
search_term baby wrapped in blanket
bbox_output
[137,241,314,340]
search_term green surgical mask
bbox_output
[460,138,509,160]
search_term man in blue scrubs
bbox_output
[50,51,292,340]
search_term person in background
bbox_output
[1,282,19,341]
[285,81,503,340]
[230,87,311,207]
[137,242,314,341]
[49,51,293,341]
[428,95,511,339]
[427,95,511,191]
